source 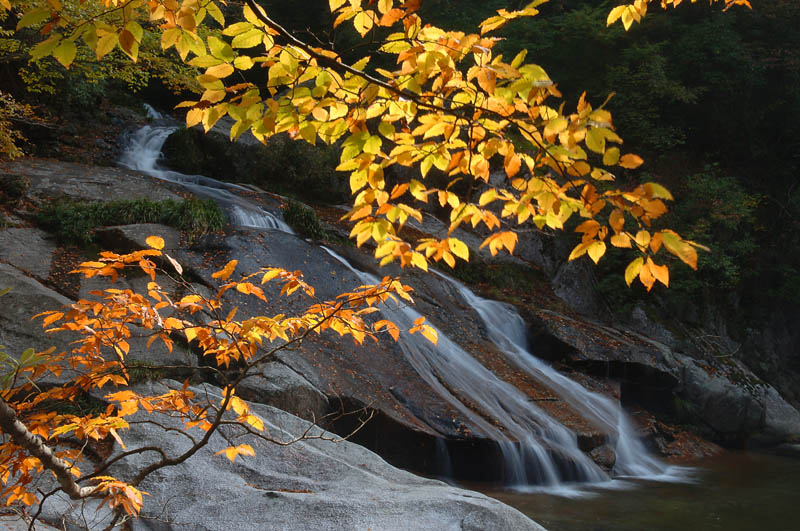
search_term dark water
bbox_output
[483,453,800,531]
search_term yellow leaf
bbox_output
[232,29,264,49]
[610,233,632,248]
[650,231,663,253]
[603,146,620,166]
[162,28,182,50]
[587,241,606,264]
[350,170,367,194]
[585,127,606,154]
[609,208,625,233]
[621,7,634,30]
[229,396,248,415]
[635,230,650,249]
[216,444,255,462]
[568,240,591,261]
[353,11,375,37]
[145,236,165,250]
[625,257,643,287]
[448,238,469,261]
[647,257,669,287]
[410,252,428,271]
[329,0,347,11]
[206,63,234,79]
[234,56,254,70]
[607,5,626,26]
[643,182,674,200]
[661,230,698,270]
[53,40,77,68]
[212,260,238,280]
[421,325,438,346]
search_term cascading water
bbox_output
[433,271,672,481]
[322,246,684,491]
[321,246,609,489]
[119,105,292,232]
[120,104,683,493]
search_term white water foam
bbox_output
[120,108,292,233]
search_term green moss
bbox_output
[445,258,547,301]
[126,361,169,384]
[282,200,327,240]
[35,197,224,245]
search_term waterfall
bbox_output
[321,247,609,490]
[433,271,671,480]
[119,105,292,232]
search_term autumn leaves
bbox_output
[3,0,712,288]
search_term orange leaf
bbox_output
[619,154,644,169]
[212,260,238,280]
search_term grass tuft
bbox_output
[36,198,225,244]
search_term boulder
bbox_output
[589,444,617,470]
[0,263,77,386]
[39,380,544,531]
[0,159,181,207]
[0,258,193,382]
[236,359,330,421]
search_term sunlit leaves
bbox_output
[146,235,165,250]
[607,0,751,31]
[212,260,238,281]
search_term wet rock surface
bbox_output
[2,155,800,522]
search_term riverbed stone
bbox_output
[590,444,617,470]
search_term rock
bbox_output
[0,516,59,530]
[681,357,800,446]
[590,444,616,470]
[0,228,57,280]
[757,386,800,445]
[0,159,181,208]
[0,257,193,386]
[39,380,544,531]
[95,224,183,254]
[0,263,77,385]
[577,432,607,452]
[237,360,329,421]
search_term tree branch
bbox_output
[0,397,96,500]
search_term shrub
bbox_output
[281,200,327,240]
[0,174,30,204]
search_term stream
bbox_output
[485,451,800,530]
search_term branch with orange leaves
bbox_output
[0,235,437,523]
